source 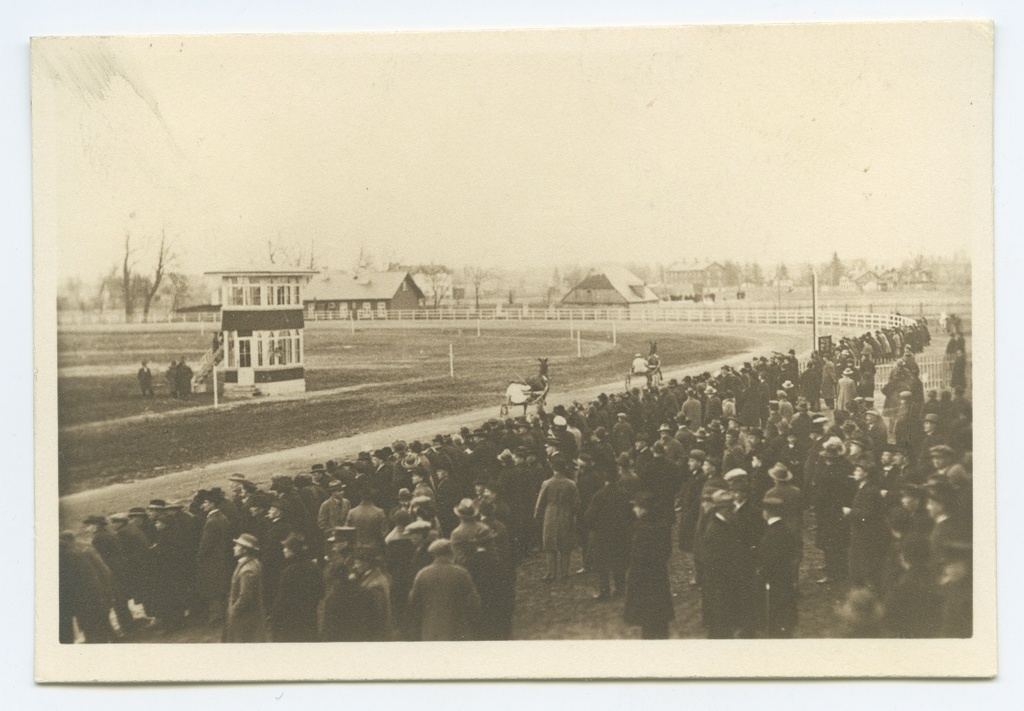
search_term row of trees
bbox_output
[59,241,971,317]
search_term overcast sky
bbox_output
[34,23,990,281]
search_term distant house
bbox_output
[902,268,936,290]
[665,260,727,295]
[852,269,882,292]
[304,270,425,317]
[878,268,901,291]
[560,266,660,308]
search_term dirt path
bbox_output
[58,326,810,527]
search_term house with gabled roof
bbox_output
[559,266,660,308]
[303,270,425,317]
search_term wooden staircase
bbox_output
[191,345,224,393]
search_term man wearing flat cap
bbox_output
[318,479,351,540]
[756,495,800,637]
[345,485,389,552]
[224,533,267,643]
[700,490,746,638]
[406,539,481,641]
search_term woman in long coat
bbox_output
[624,494,674,639]
[534,460,580,580]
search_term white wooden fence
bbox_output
[304,306,919,331]
[874,353,967,393]
[58,304,928,333]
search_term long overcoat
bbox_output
[584,483,633,572]
[624,518,674,628]
[224,556,268,643]
[196,509,231,600]
[847,481,889,588]
[534,475,580,554]
[270,557,323,642]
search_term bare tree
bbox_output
[121,229,139,319]
[140,229,175,321]
[421,265,452,308]
[464,266,494,311]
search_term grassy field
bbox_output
[57,326,751,494]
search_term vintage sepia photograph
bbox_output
[32,21,995,681]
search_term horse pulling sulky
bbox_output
[501,358,550,416]
[625,341,663,389]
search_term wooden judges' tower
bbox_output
[200,266,317,398]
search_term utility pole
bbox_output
[812,271,819,352]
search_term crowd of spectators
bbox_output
[60,316,973,642]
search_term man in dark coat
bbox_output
[463,529,515,640]
[59,531,116,643]
[624,493,674,639]
[175,357,193,399]
[756,495,801,637]
[137,360,154,397]
[611,413,635,455]
[813,438,856,584]
[847,459,889,590]
[149,504,192,631]
[675,449,706,560]
[270,533,323,642]
[937,539,972,637]
[882,534,941,638]
[700,490,746,638]
[85,515,133,633]
[725,469,764,638]
[195,490,232,624]
[115,509,153,618]
[585,470,634,599]
[406,539,481,641]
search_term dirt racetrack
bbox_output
[57,322,811,528]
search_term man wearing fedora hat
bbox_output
[224,533,267,643]
[195,490,232,625]
[450,498,489,566]
[847,458,888,590]
[813,437,856,584]
[765,463,804,543]
[836,367,858,413]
